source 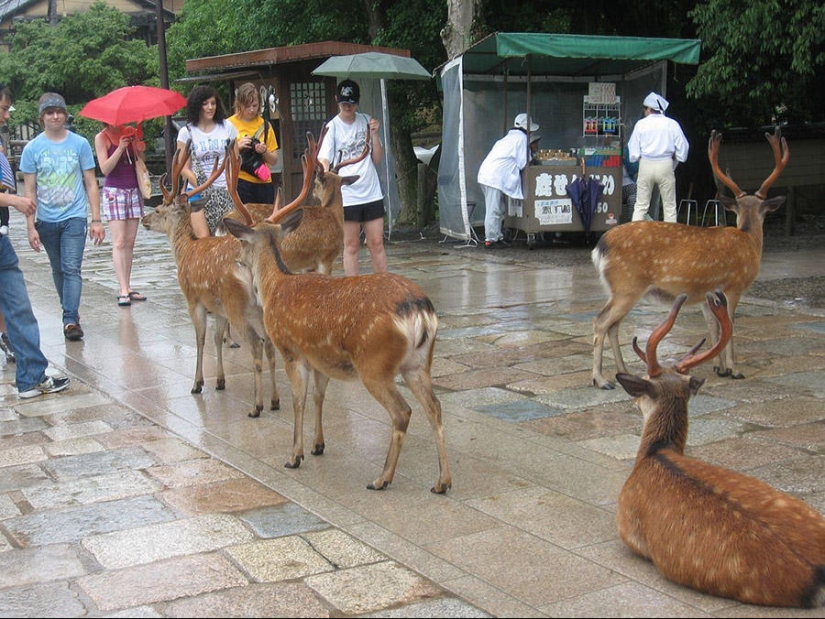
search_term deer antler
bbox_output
[266,131,317,224]
[708,131,746,199]
[183,140,229,200]
[159,146,184,203]
[755,127,790,199]
[224,140,253,225]
[636,294,688,378]
[332,123,370,173]
[676,291,732,373]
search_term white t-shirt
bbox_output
[177,122,238,190]
[318,113,383,207]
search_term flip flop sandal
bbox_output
[118,294,132,307]
[128,291,147,302]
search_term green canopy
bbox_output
[459,32,701,77]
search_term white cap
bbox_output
[514,113,539,132]
[643,92,669,113]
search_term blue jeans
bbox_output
[35,217,86,325]
[0,235,49,391]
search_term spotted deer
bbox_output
[615,290,825,608]
[219,127,367,275]
[591,127,789,389]
[222,157,451,492]
[141,141,293,417]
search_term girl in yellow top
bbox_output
[227,83,279,204]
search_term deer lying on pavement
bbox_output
[223,154,451,492]
[591,127,789,389]
[142,141,284,417]
[616,290,825,608]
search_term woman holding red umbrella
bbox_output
[94,123,147,307]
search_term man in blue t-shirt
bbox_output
[20,92,104,341]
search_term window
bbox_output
[289,82,328,159]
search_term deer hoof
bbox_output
[284,456,303,469]
[731,372,745,380]
[431,482,451,494]
[248,406,262,419]
[311,443,325,456]
[593,378,615,390]
[191,383,203,394]
[216,379,226,390]
[270,399,280,411]
[367,480,389,491]
[714,366,732,377]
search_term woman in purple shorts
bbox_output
[94,123,147,307]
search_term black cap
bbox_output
[336,80,360,104]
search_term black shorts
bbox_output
[343,199,385,223]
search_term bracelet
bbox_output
[90,219,101,224]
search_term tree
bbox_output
[0,1,155,105]
[687,0,825,126]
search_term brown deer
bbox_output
[615,290,825,608]
[591,127,789,389]
[219,127,367,275]
[141,141,292,417]
[222,188,451,493]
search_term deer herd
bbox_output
[142,125,824,607]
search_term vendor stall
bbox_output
[437,32,701,245]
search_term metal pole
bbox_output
[155,0,175,172]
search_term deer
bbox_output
[218,126,367,275]
[221,148,452,493]
[591,126,789,389]
[142,140,296,418]
[615,289,825,608]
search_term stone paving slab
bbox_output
[0,230,822,617]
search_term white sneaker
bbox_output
[18,376,70,399]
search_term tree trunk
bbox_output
[391,123,419,226]
[441,0,477,60]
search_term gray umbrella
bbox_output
[311,52,431,81]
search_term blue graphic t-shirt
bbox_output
[20,131,95,222]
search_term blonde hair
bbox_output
[234,83,260,116]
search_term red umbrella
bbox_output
[78,85,187,126]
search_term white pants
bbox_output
[633,158,677,222]
[481,184,506,242]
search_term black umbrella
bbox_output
[566,177,588,230]
[585,176,605,234]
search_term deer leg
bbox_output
[362,377,412,491]
[263,338,280,410]
[190,304,208,394]
[213,316,228,390]
[224,325,241,349]
[246,332,264,418]
[403,367,452,494]
[722,297,743,379]
[283,356,311,468]
[593,297,636,389]
[702,300,743,378]
[310,370,329,455]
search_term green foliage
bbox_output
[688,0,825,124]
[0,2,155,104]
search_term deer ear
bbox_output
[616,373,653,398]
[280,208,304,234]
[224,218,254,242]
[760,195,786,213]
[688,376,705,396]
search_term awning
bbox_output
[451,32,701,78]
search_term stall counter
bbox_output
[503,163,622,247]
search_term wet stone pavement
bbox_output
[0,219,824,618]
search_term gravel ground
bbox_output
[396,212,825,308]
